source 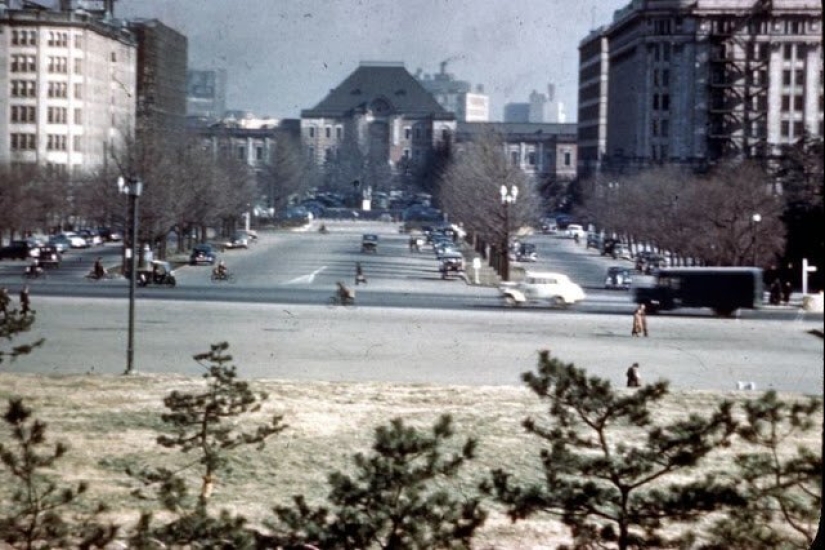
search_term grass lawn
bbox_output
[0,372,820,548]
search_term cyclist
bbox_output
[92,257,106,279]
[336,281,355,304]
[213,259,228,280]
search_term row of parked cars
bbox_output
[0,227,122,262]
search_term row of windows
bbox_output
[708,18,819,36]
[307,126,344,139]
[11,106,36,123]
[652,93,670,111]
[47,107,68,124]
[10,80,37,97]
[11,80,83,99]
[10,29,37,46]
[10,29,84,48]
[10,55,37,72]
[10,134,83,152]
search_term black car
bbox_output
[0,240,38,261]
[36,245,62,268]
[190,244,217,265]
[605,266,632,290]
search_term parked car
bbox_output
[36,245,62,268]
[98,227,123,242]
[586,233,603,250]
[499,271,586,308]
[0,240,39,260]
[514,242,538,262]
[605,266,632,290]
[60,232,88,249]
[47,235,71,253]
[189,244,217,265]
[76,229,103,246]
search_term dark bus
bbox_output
[633,267,764,317]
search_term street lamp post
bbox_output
[118,176,142,375]
[752,213,761,267]
[500,184,518,281]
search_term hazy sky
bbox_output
[118,0,629,121]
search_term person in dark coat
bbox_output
[626,363,641,387]
[20,285,31,315]
[355,262,367,285]
[782,281,792,304]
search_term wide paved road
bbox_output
[1,221,821,394]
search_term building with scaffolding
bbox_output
[577,0,822,173]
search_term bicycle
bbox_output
[328,283,356,308]
[210,271,236,284]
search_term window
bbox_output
[652,119,659,136]
[47,135,67,151]
[256,146,263,161]
[74,108,82,124]
[794,95,804,111]
[405,127,412,140]
[661,119,670,137]
[510,151,519,165]
[74,83,82,99]
[782,95,791,110]
[308,127,315,138]
[662,69,670,86]
[784,44,793,60]
[663,43,671,62]
[793,121,804,136]
[74,58,82,75]
[325,126,331,138]
[564,151,572,166]
[527,152,536,166]
[336,127,343,139]
[11,106,36,123]
[47,107,67,124]
[781,120,790,136]
[442,129,450,141]
[48,57,67,73]
[21,134,36,150]
[661,94,670,110]
[653,94,660,110]
[73,136,82,152]
[795,70,804,86]
[74,34,82,49]
[111,52,117,62]
[653,69,659,86]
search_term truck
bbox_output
[633,267,763,317]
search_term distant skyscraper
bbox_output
[187,69,227,119]
[417,61,489,122]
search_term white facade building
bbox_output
[0,6,137,175]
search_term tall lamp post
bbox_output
[751,213,761,267]
[118,176,142,375]
[500,184,518,281]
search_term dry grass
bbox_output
[0,372,820,549]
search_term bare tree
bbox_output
[259,134,310,214]
[437,129,541,277]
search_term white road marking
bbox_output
[286,266,327,284]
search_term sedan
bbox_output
[60,232,89,248]
[190,244,217,265]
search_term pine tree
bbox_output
[0,295,43,366]
[128,341,287,547]
[697,390,822,549]
[0,398,117,549]
[483,350,743,550]
[273,414,487,549]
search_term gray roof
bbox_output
[302,62,452,120]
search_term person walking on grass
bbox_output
[20,285,31,315]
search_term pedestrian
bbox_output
[631,304,648,337]
[20,285,31,315]
[355,262,367,285]
[0,286,9,315]
[626,362,641,387]
[782,281,792,305]
[769,279,782,305]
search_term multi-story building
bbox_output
[455,122,579,184]
[0,1,137,175]
[186,68,227,120]
[578,0,823,172]
[127,18,187,134]
[417,61,490,122]
[301,62,457,189]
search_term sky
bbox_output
[117,0,629,121]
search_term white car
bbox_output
[499,271,586,308]
[565,224,586,240]
[61,232,88,248]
